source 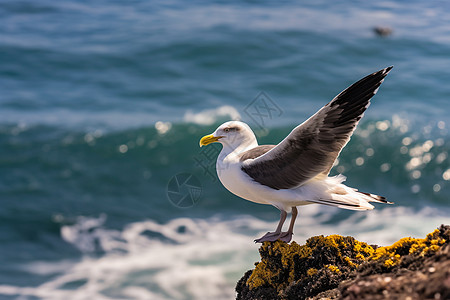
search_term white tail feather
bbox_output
[293,174,389,211]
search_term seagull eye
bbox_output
[224,128,230,133]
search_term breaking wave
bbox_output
[0,205,448,300]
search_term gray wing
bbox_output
[239,145,276,161]
[241,66,393,190]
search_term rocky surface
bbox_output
[236,225,450,300]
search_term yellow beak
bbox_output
[199,134,223,147]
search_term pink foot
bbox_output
[254,232,280,243]
[278,231,293,243]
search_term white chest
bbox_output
[216,153,269,205]
[216,155,243,195]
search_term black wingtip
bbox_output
[358,191,391,204]
[378,196,393,205]
[365,66,393,86]
[381,66,393,75]
[380,197,393,204]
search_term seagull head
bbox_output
[199,121,257,150]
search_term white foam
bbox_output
[184,105,241,126]
[0,206,448,300]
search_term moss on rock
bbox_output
[236,225,450,300]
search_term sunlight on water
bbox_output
[1,0,450,299]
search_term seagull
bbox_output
[199,67,393,243]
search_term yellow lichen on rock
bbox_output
[237,226,450,300]
[246,241,308,291]
[307,234,348,254]
[246,235,372,291]
[307,268,318,276]
[245,227,448,294]
[353,240,375,257]
[384,258,395,267]
[371,228,446,268]
[271,240,304,267]
[246,260,275,290]
[326,265,340,273]
[344,256,358,268]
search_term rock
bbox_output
[236,225,450,300]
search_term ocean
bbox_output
[1,0,450,299]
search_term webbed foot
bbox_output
[277,231,293,243]
[254,231,280,243]
[254,231,293,243]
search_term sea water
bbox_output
[1,1,450,299]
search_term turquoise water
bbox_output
[1,1,450,299]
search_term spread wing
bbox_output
[241,66,393,190]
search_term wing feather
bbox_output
[241,66,393,190]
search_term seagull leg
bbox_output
[278,206,298,243]
[254,210,287,243]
